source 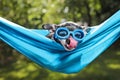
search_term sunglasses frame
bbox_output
[54,27,85,41]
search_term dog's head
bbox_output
[42,22,88,51]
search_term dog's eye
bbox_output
[58,30,68,37]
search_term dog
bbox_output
[42,21,89,51]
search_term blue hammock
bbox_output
[0,10,120,74]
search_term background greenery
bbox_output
[0,0,120,80]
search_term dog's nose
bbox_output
[66,36,78,49]
[66,38,70,44]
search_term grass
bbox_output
[0,47,120,80]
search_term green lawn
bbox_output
[0,47,120,80]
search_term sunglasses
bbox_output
[54,27,85,41]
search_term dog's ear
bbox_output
[42,24,57,31]
[77,22,90,34]
[42,24,54,30]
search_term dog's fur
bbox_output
[42,21,88,51]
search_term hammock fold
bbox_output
[0,10,120,73]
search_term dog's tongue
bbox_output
[67,36,78,49]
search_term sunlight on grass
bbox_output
[9,68,29,78]
[107,64,120,69]
[116,51,120,55]
[0,78,4,80]
[26,63,37,71]
[46,71,78,80]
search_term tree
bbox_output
[0,0,120,79]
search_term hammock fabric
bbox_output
[0,10,120,74]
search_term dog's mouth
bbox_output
[59,36,78,51]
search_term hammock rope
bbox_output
[0,10,120,73]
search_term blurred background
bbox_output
[0,0,120,80]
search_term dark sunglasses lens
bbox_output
[74,31,84,39]
[57,30,68,37]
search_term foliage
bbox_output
[0,0,120,80]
